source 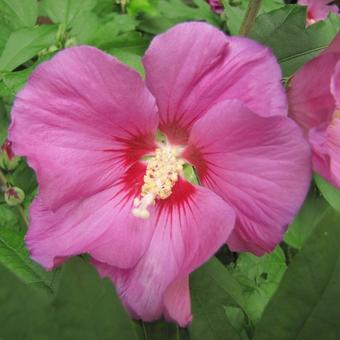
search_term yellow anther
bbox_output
[132,146,183,219]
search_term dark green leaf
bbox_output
[314,173,340,212]
[0,225,56,293]
[254,208,340,340]
[0,263,57,340]
[189,257,246,340]
[138,0,221,34]
[0,258,140,339]
[140,320,190,340]
[285,186,329,249]
[105,32,151,55]
[53,258,140,340]
[250,5,340,77]
[0,25,57,72]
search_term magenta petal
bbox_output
[143,22,287,144]
[93,181,235,323]
[9,46,158,210]
[26,163,155,270]
[184,100,311,255]
[288,52,339,132]
[163,276,192,327]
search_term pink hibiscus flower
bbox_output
[207,0,224,14]
[298,0,339,25]
[288,32,340,189]
[9,22,311,325]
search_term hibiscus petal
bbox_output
[331,60,340,107]
[143,22,287,144]
[288,52,339,132]
[26,163,155,270]
[326,119,340,188]
[163,276,192,327]
[183,100,311,255]
[93,180,235,324]
[9,46,158,210]
[308,126,332,183]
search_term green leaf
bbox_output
[228,247,287,325]
[253,208,340,340]
[189,257,247,340]
[0,226,57,293]
[0,0,38,29]
[53,258,140,340]
[87,14,139,48]
[110,49,144,76]
[0,25,57,72]
[71,11,99,44]
[250,5,340,77]
[140,320,190,340]
[0,258,140,339]
[0,204,22,229]
[314,173,340,212]
[285,186,329,249]
[105,32,151,55]
[0,66,34,97]
[138,0,221,34]
[41,0,97,26]
[259,0,284,13]
[0,263,57,340]
[222,1,245,35]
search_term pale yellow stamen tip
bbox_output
[132,146,183,219]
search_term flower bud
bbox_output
[0,139,20,171]
[4,187,25,206]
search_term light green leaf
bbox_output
[254,208,340,340]
[285,186,329,249]
[0,0,38,29]
[109,49,144,76]
[41,0,97,26]
[0,66,34,97]
[314,173,340,212]
[70,10,99,44]
[250,5,340,77]
[87,14,139,47]
[228,247,287,325]
[189,257,247,340]
[0,25,57,72]
[222,1,245,35]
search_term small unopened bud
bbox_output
[1,139,14,160]
[0,139,20,171]
[4,187,25,206]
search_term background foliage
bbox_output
[0,0,340,339]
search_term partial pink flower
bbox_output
[298,0,339,25]
[207,0,224,13]
[9,22,311,325]
[288,32,340,189]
